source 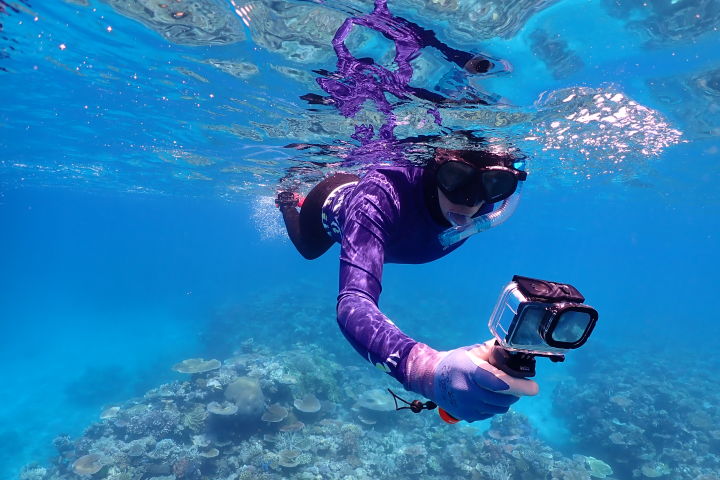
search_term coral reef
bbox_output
[72,454,104,475]
[17,275,716,480]
[294,394,321,414]
[261,404,288,423]
[225,377,265,417]
[172,358,221,374]
[554,344,720,480]
[29,342,603,480]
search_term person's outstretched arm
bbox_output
[335,178,417,379]
[335,177,538,422]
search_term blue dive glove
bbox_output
[404,339,539,422]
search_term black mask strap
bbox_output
[387,389,437,413]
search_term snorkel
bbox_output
[438,159,527,248]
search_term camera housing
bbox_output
[488,275,598,357]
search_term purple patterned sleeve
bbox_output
[335,177,417,383]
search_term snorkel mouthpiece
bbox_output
[438,182,523,248]
[446,211,473,227]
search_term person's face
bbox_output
[437,187,483,226]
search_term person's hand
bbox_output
[275,191,299,209]
[404,339,538,422]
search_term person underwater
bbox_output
[275,140,539,423]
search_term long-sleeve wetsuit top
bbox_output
[323,165,492,387]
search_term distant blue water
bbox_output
[2,1,719,479]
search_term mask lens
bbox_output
[437,162,483,207]
[437,162,475,191]
[481,169,517,203]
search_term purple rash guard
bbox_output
[323,165,492,387]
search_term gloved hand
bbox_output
[404,339,539,422]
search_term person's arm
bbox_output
[335,177,539,422]
[335,179,418,383]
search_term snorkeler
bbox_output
[277,0,538,423]
[276,141,539,423]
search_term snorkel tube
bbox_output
[439,180,524,248]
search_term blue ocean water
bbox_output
[2,1,719,479]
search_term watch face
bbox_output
[546,306,598,349]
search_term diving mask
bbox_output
[437,158,526,248]
[436,161,526,207]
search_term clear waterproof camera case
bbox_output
[488,276,598,356]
